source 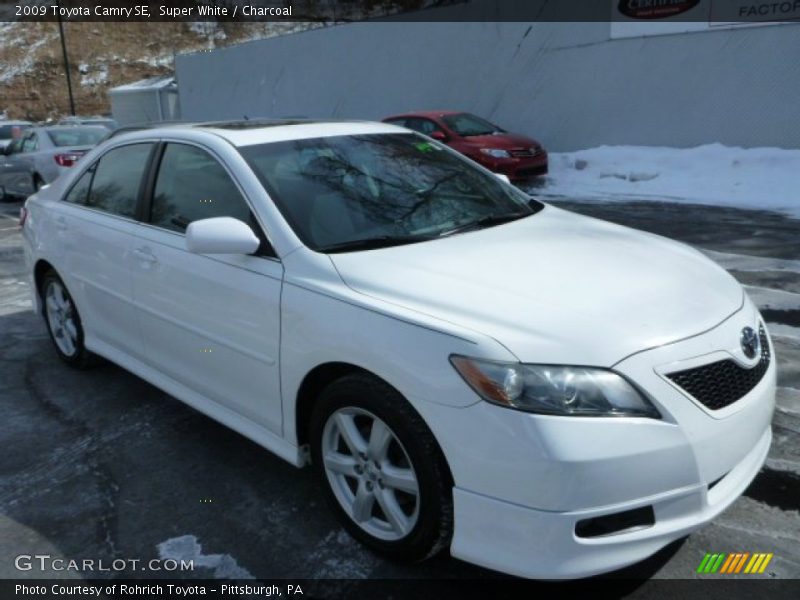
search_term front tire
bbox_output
[41,271,97,369]
[310,373,453,562]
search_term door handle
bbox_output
[133,247,158,265]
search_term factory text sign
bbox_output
[611,0,800,37]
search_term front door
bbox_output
[130,142,284,434]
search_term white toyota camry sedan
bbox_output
[21,120,776,579]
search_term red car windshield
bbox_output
[442,113,504,137]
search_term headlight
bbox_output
[450,356,660,418]
[479,148,511,158]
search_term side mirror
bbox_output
[430,130,448,142]
[495,173,511,185]
[185,217,260,255]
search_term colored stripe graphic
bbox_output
[697,552,773,574]
[719,553,736,573]
[710,553,726,573]
[697,553,712,573]
[734,553,749,573]
[758,553,774,573]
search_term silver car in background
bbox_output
[0,125,107,199]
[57,116,119,131]
[0,120,32,151]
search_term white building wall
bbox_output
[175,19,800,151]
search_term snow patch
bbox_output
[767,322,800,341]
[0,32,56,84]
[743,285,800,312]
[536,144,800,217]
[157,535,254,580]
[702,250,800,275]
[80,64,109,87]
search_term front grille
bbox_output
[666,326,770,411]
[515,164,548,179]
[509,147,541,158]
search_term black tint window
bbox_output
[151,144,251,233]
[409,119,439,135]
[64,166,95,205]
[21,134,37,152]
[87,144,151,218]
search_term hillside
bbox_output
[0,21,317,120]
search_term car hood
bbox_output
[328,206,743,366]
[462,132,541,150]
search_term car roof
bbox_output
[383,110,464,121]
[108,119,408,147]
[36,125,110,133]
[0,120,32,126]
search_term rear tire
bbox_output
[41,271,98,369]
[309,373,453,562]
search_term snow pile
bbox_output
[0,29,55,84]
[79,64,109,87]
[538,144,800,216]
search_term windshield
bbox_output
[442,113,504,137]
[0,124,29,141]
[240,133,541,252]
[46,127,108,147]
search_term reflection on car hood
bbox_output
[329,205,744,366]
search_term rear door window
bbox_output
[64,166,95,206]
[21,133,38,153]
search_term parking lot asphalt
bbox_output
[0,197,798,586]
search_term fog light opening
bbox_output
[575,506,655,538]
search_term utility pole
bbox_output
[57,13,76,116]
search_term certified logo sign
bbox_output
[740,327,760,359]
[618,0,701,19]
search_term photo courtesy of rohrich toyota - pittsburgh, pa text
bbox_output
[0,0,798,599]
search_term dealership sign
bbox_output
[617,0,702,19]
[611,0,800,37]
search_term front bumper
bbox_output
[411,300,776,578]
[451,426,770,579]
[477,152,549,180]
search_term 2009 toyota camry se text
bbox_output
[21,119,776,579]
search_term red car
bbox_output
[382,111,548,181]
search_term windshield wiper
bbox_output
[316,234,437,254]
[440,212,531,236]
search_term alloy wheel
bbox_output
[44,280,79,357]
[321,407,420,541]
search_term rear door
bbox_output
[52,142,155,361]
[0,138,34,197]
[130,141,284,434]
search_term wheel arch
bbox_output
[295,362,371,448]
[294,362,455,486]
[33,259,57,307]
